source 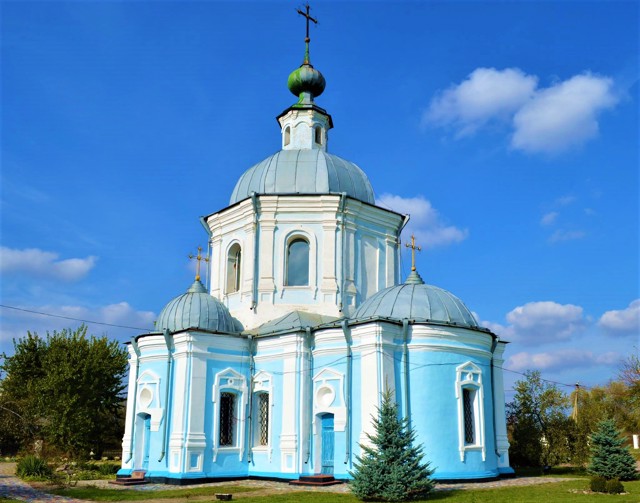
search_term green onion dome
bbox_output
[288,63,326,99]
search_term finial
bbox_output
[405,234,422,272]
[188,246,209,282]
[297,3,318,65]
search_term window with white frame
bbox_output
[226,243,241,294]
[285,237,309,286]
[212,368,248,461]
[455,362,485,461]
[284,126,291,146]
[314,125,322,145]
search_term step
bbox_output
[289,475,343,486]
[109,478,149,486]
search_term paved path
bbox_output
[0,462,579,501]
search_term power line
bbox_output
[0,304,598,390]
[0,304,152,332]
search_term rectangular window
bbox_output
[463,388,475,445]
[219,392,236,446]
[257,393,269,446]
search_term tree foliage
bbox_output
[588,419,638,481]
[350,389,434,502]
[0,325,128,457]
[507,370,572,467]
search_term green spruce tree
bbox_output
[350,389,434,502]
[588,419,638,481]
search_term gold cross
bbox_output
[188,246,209,282]
[405,234,422,272]
[297,3,318,43]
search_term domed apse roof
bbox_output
[229,149,375,205]
[352,270,480,329]
[156,280,239,333]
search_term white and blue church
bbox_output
[118,21,514,484]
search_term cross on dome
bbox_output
[188,246,209,282]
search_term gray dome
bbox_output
[156,280,238,333]
[352,277,480,329]
[230,149,375,205]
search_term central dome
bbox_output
[230,149,375,205]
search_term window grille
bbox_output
[257,393,269,446]
[463,388,475,444]
[219,392,236,446]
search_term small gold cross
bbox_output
[188,246,209,282]
[405,234,422,272]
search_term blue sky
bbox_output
[1,1,638,400]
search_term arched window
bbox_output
[314,125,322,145]
[254,392,269,446]
[226,243,241,294]
[286,238,309,286]
[284,126,291,146]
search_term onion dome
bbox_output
[156,280,239,333]
[230,149,375,205]
[352,271,480,329]
[288,63,326,100]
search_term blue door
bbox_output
[142,415,151,470]
[321,414,334,475]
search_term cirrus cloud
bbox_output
[377,193,468,248]
[0,246,97,282]
[424,68,619,154]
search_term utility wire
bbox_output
[0,304,595,390]
[0,304,152,332]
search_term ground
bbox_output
[0,462,584,502]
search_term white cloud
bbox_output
[0,246,97,281]
[377,194,468,248]
[425,69,619,154]
[540,211,559,226]
[424,67,537,136]
[512,74,618,154]
[507,348,619,373]
[556,195,577,206]
[548,229,586,243]
[598,299,640,336]
[480,301,586,344]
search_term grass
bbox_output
[49,485,260,501]
[48,479,640,503]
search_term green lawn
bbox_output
[49,479,640,503]
[49,485,259,501]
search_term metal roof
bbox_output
[230,149,375,205]
[248,310,340,337]
[352,281,480,329]
[156,280,239,334]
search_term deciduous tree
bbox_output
[0,325,128,457]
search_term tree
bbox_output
[0,325,128,457]
[507,370,572,467]
[350,389,434,502]
[588,419,638,481]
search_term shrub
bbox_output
[589,475,607,493]
[98,463,120,476]
[605,478,624,494]
[16,455,51,479]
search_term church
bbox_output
[118,10,513,484]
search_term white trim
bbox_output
[212,367,248,462]
[455,362,485,462]
[253,370,274,461]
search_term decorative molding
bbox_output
[455,362,486,462]
[212,367,248,462]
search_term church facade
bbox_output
[118,24,513,483]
